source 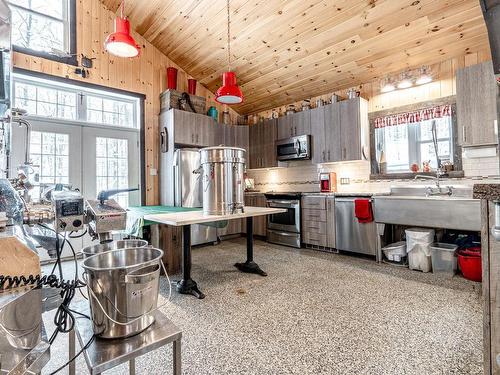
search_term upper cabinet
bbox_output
[311,98,369,163]
[248,119,277,169]
[456,61,498,147]
[160,109,249,152]
[277,110,311,139]
[161,108,214,147]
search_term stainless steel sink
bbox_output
[373,185,481,231]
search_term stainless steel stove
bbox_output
[264,192,302,248]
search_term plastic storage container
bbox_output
[430,242,458,275]
[406,228,435,272]
[382,241,407,263]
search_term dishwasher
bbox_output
[335,197,377,256]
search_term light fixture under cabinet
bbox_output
[397,71,413,89]
[416,65,433,85]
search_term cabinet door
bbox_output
[223,124,235,146]
[324,103,342,162]
[456,61,498,146]
[277,116,293,140]
[339,98,361,161]
[262,119,277,167]
[172,110,195,145]
[234,125,249,152]
[248,123,261,169]
[310,107,326,164]
[254,195,268,236]
[195,115,210,146]
[294,110,311,136]
[210,121,225,146]
[326,197,336,248]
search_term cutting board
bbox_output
[0,237,40,283]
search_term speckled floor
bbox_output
[42,239,483,374]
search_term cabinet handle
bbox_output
[462,125,466,143]
[191,134,194,143]
[328,150,330,160]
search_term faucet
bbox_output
[414,174,452,196]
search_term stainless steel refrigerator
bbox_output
[166,148,216,246]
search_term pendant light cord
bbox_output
[227,0,231,72]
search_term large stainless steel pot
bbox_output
[81,239,148,258]
[199,146,246,215]
[82,247,163,339]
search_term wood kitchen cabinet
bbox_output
[311,102,343,163]
[248,119,277,169]
[339,98,368,161]
[456,61,498,146]
[277,111,311,139]
[243,194,267,237]
[162,108,213,147]
[301,195,335,248]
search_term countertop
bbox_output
[245,191,389,197]
[473,183,500,200]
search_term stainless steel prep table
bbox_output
[68,301,182,375]
[144,206,287,299]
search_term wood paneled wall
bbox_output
[254,50,492,119]
[12,0,239,205]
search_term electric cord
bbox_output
[48,333,96,375]
[69,229,88,238]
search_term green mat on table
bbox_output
[125,205,228,237]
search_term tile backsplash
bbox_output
[247,147,500,193]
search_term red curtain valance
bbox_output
[374,104,452,129]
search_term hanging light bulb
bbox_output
[416,65,432,85]
[380,76,395,93]
[104,1,140,58]
[215,0,243,104]
[397,71,413,89]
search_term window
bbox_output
[13,75,140,128]
[30,130,69,199]
[374,105,454,174]
[87,95,135,128]
[96,137,129,207]
[8,0,77,65]
[15,81,77,119]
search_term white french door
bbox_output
[81,125,140,207]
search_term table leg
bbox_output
[176,225,205,299]
[234,217,267,276]
[69,329,75,375]
[173,338,181,375]
[129,358,136,375]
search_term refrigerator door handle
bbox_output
[160,127,168,153]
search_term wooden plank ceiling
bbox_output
[101,0,490,114]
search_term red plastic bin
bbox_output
[457,246,482,282]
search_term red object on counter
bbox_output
[188,79,197,95]
[457,247,482,282]
[167,67,178,90]
[354,199,373,223]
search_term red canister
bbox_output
[188,79,197,95]
[167,67,178,90]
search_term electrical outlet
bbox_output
[340,177,350,185]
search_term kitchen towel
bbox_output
[354,199,373,223]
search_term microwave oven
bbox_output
[276,135,311,161]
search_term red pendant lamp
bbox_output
[215,0,243,104]
[104,1,140,58]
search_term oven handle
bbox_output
[267,200,300,207]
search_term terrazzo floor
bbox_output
[42,238,483,375]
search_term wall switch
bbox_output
[150,168,157,176]
[340,177,350,185]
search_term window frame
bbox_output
[9,0,78,66]
[13,74,140,129]
[369,97,463,180]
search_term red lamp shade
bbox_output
[215,71,243,104]
[105,16,140,58]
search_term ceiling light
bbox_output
[215,0,243,105]
[397,71,413,89]
[104,1,140,58]
[416,65,432,85]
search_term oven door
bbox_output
[266,199,300,233]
